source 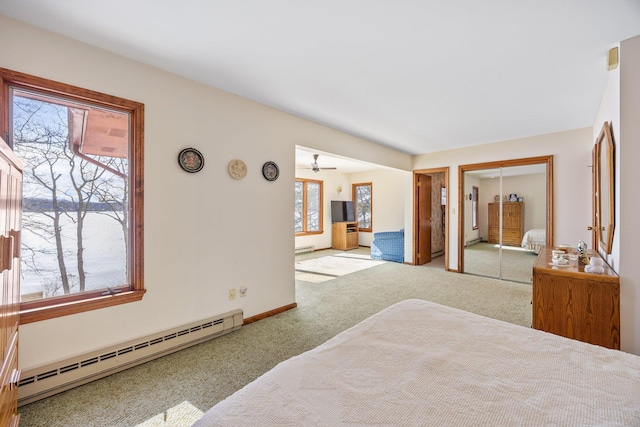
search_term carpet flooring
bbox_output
[18,247,533,427]
[464,242,538,283]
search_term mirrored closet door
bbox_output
[460,157,552,284]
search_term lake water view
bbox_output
[20,211,126,299]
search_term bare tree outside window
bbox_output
[0,67,144,324]
[294,178,323,234]
[12,91,128,301]
[353,183,372,232]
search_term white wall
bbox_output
[350,168,409,247]
[412,128,593,271]
[293,167,409,250]
[0,15,412,369]
[595,34,640,355]
[294,168,352,250]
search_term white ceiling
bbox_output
[295,147,382,174]
[1,1,639,158]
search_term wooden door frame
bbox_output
[413,167,449,270]
[458,155,554,274]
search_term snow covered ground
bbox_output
[20,211,126,298]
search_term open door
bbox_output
[416,174,432,265]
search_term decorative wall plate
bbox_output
[178,148,204,173]
[262,161,279,181]
[228,159,247,180]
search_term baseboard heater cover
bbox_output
[18,309,243,406]
[295,245,315,254]
[465,238,483,247]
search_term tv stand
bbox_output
[332,222,359,250]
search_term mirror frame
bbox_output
[596,121,615,254]
[458,155,554,274]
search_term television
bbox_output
[331,200,355,223]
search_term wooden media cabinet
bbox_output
[332,222,359,251]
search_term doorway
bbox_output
[458,156,553,282]
[413,168,449,270]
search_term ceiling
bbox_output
[295,147,382,174]
[1,1,639,158]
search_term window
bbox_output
[295,178,323,234]
[0,67,145,324]
[472,186,479,230]
[352,183,372,232]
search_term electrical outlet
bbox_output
[239,286,247,297]
[228,288,236,300]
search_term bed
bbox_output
[521,228,546,253]
[193,299,640,426]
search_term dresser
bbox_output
[487,202,524,246]
[0,138,22,426]
[532,247,620,349]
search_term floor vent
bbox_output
[18,309,243,406]
[295,245,315,254]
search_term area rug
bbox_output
[295,255,385,279]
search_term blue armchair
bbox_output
[371,229,404,263]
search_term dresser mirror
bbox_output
[596,121,615,254]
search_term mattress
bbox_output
[521,228,546,253]
[193,299,640,426]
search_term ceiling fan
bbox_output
[301,154,337,173]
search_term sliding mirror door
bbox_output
[463,170,500,279]
[460,157,552,283]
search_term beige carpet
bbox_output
[464,242,537,283]
[18,248,532,427]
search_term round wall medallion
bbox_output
[228,159,247,180]
[262,161,279,181]
[178,148,204,173]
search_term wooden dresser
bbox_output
[0,138,22,426]
[532,247,620,349]
[487,202,524,246]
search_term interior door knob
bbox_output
[587,226,594,230]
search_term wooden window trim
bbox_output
[0,67,145,324]
[352,182,372,232]
[295,178,323,235]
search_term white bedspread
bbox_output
[521,228,546,253]
[193,299,640,426]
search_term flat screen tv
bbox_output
[331,200,355,223]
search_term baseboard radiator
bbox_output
[295,245,315,254]
[465,237,483,247]
[18,309,243,406]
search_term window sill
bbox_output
[20,290,146,324]
[295,231,323,236]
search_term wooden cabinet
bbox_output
[332,222,359,250]
[532,247,620,349]
[487,202,524,246]
[0,139,22,426]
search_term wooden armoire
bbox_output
[0,138,22,426]
[487,202,524,247]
